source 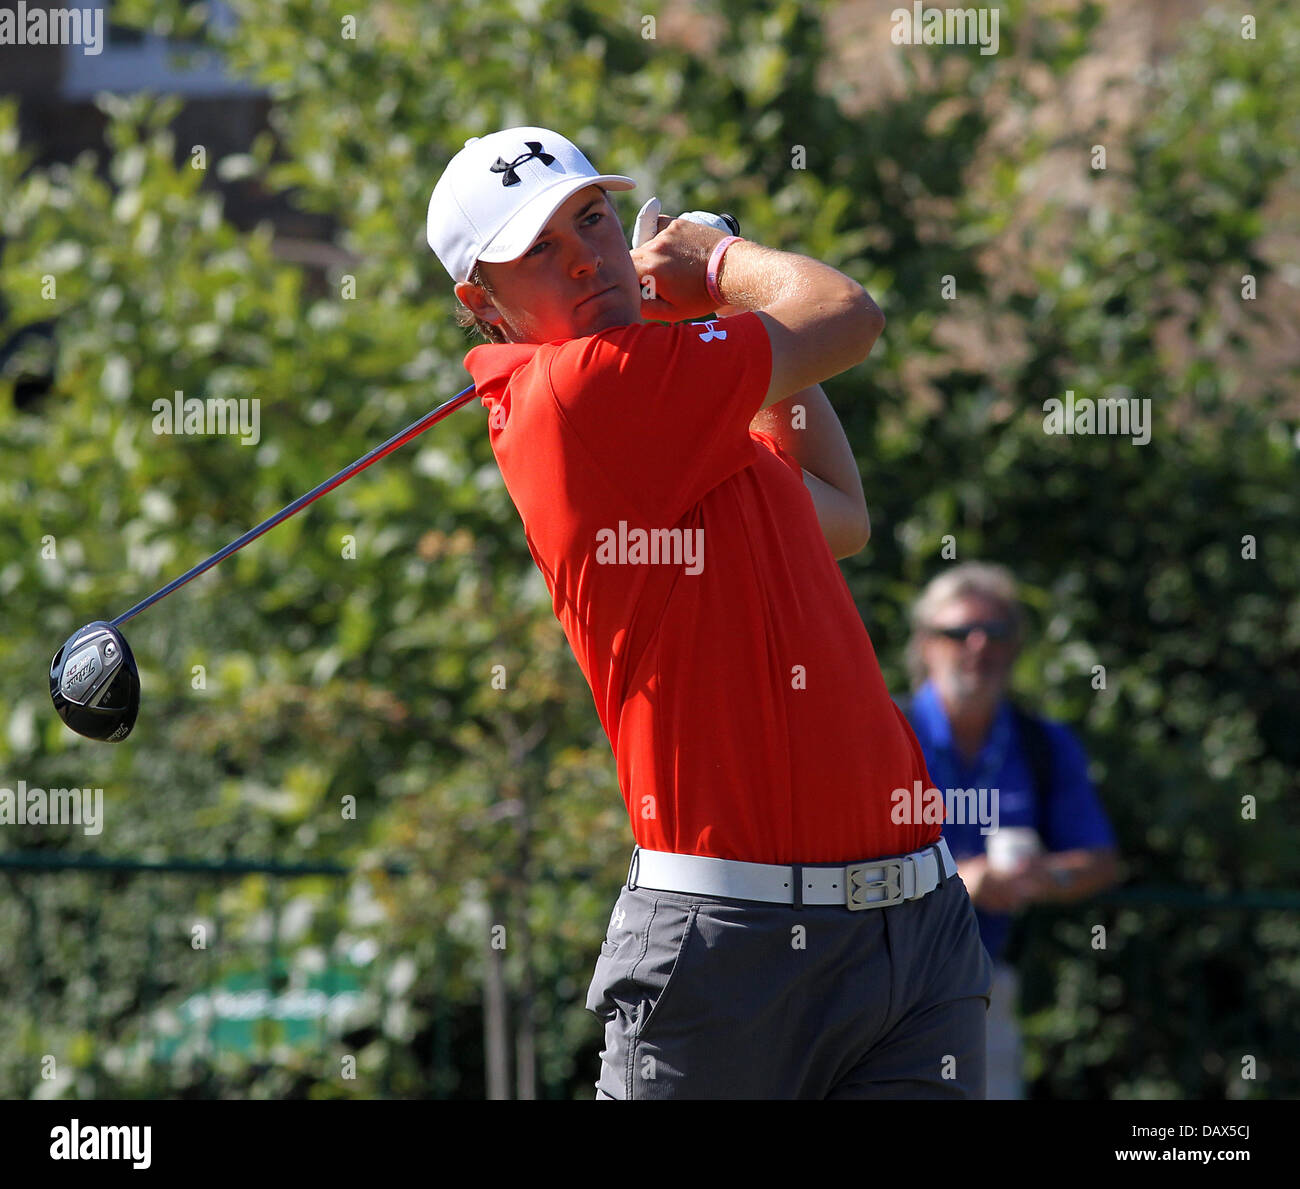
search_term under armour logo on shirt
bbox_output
[610,906,626,929]
[489,142,557,186]
[697,320,727,343]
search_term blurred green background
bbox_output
[0,0,1297,1098]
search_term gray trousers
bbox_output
[586,858,993,1099]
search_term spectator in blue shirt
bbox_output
[902,563,1120,1098]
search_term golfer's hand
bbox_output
[631,214,730,322]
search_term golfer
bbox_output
[427,126,992,1099]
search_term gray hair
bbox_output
[904,562,1026,690]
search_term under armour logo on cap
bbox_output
[489,142,558,187]
[426,125,637,284]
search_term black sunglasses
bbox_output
[929,620,1014,643]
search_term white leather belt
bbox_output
[627,838,957,910]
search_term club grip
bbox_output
[633,200,741,248]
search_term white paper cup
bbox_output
[986,826,1044,872]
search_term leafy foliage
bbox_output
[1,0,1296,1097]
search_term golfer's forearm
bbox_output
[801,471,871,558]
[715,240,866,315]
[749,385,869,556]
[749,384,863,496]
[714,241,883,402]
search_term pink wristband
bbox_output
[705,235,743,307]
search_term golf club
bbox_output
[50,384,480,743]
[51,206,741,744]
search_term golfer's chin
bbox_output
[573,294,640,336]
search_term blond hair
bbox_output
[904,562,1026,690]
[455,262,508,345]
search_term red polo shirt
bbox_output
[465,313,937,864]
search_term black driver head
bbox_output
[49,621,140,743]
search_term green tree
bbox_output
[2,0,1296,1098]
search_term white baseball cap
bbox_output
[427,126,636,284]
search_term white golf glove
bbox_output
[631,196,738,248]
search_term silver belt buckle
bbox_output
[846,858,906,910]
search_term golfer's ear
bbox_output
[454,280,499,323]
